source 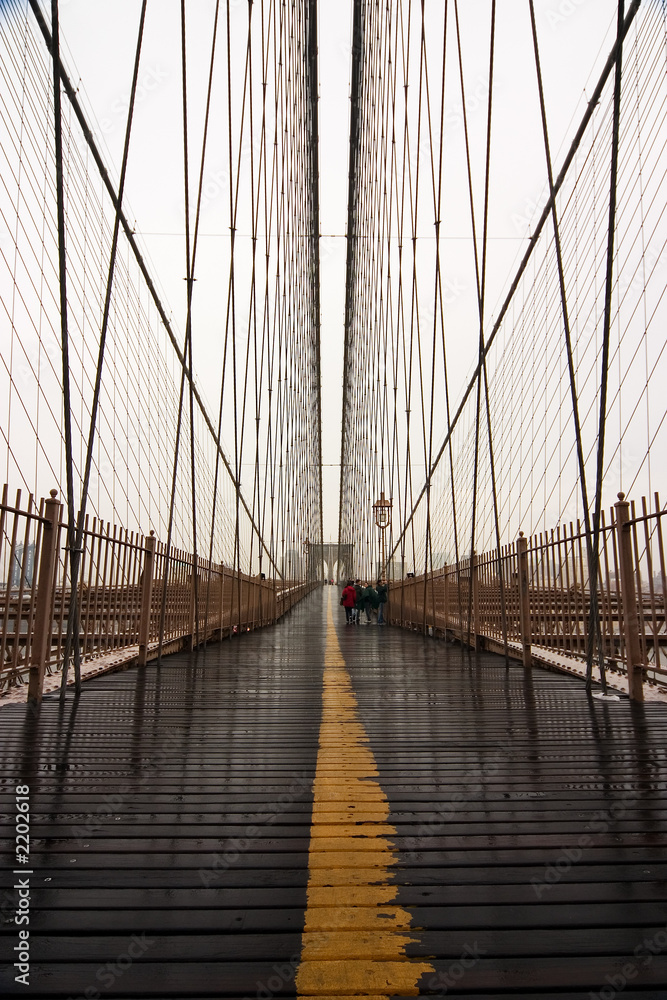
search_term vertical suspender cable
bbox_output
[308,0,324,585]
[192,0,224,645]
[588,0,626,691]
[156,7,197,666]
[528,0,606,693]
[50,0,80,696]
[452,0,483,650]
[59,0,148,696]
[179,0,200,650]
[477,1,510,667]
[453,0,508,661]
[339,0,364,584]
[384,0,640,570]
[431,0,465,636]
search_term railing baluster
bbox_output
[28,491,61,704]
[615,493,644,701]
[642,495,660,678]
[631,498,648,668]
[517,532,531,667]
[654,493,667,674]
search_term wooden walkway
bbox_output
[1,586,667,998]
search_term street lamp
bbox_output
[373,491,392,581]
[302,537,309,581]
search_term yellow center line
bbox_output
[295,590,434,998]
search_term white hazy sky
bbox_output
[51,0,622,542]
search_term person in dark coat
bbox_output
[354,580,364,624]
[341,580,357,624]
[376,580,388,624]
[362,584,378,623]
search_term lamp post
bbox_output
[373,491,392,582]
[302,537,309,581]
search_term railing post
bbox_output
[28,490,61,705]
[517,532,532,668]
[471,553,479,651]
[614,493,644,702]
[138,531,156,667]
[187,569,197,650]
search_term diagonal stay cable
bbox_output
[27,0,279,582]
[528,0,606,693]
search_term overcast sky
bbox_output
[48,0,623,542]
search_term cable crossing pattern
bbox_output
[0,0,323,688]
[0,1,666,702]
[339,0,667,689]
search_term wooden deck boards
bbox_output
[1,587,667,997]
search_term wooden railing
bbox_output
[0,486,317,702]
[387,492,666,701]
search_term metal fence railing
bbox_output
[0,486,316,703]
[387,492,666,701]
[0,486,56,693]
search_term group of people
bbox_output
[340,579,388,625]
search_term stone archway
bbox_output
[308,544,354,583]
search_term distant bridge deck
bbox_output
[1,588,667,998]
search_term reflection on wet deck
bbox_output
[1,589,667,998]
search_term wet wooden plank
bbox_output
[5,902,667,934]
[1,861,663,889]
[1,956,667,996]
[21,925,667,961]
[1,589,667,998]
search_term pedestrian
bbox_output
[354,580,364,625]
[341,580,357,624]
[363,583,378,623]
[376,580,388,624]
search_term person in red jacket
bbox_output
[341,580,357,624]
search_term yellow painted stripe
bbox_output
[295,591,434,997]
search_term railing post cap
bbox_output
[49,489,58,499]
[519,531,524,538]
[149,529,155,536]
[617,492,626,502]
